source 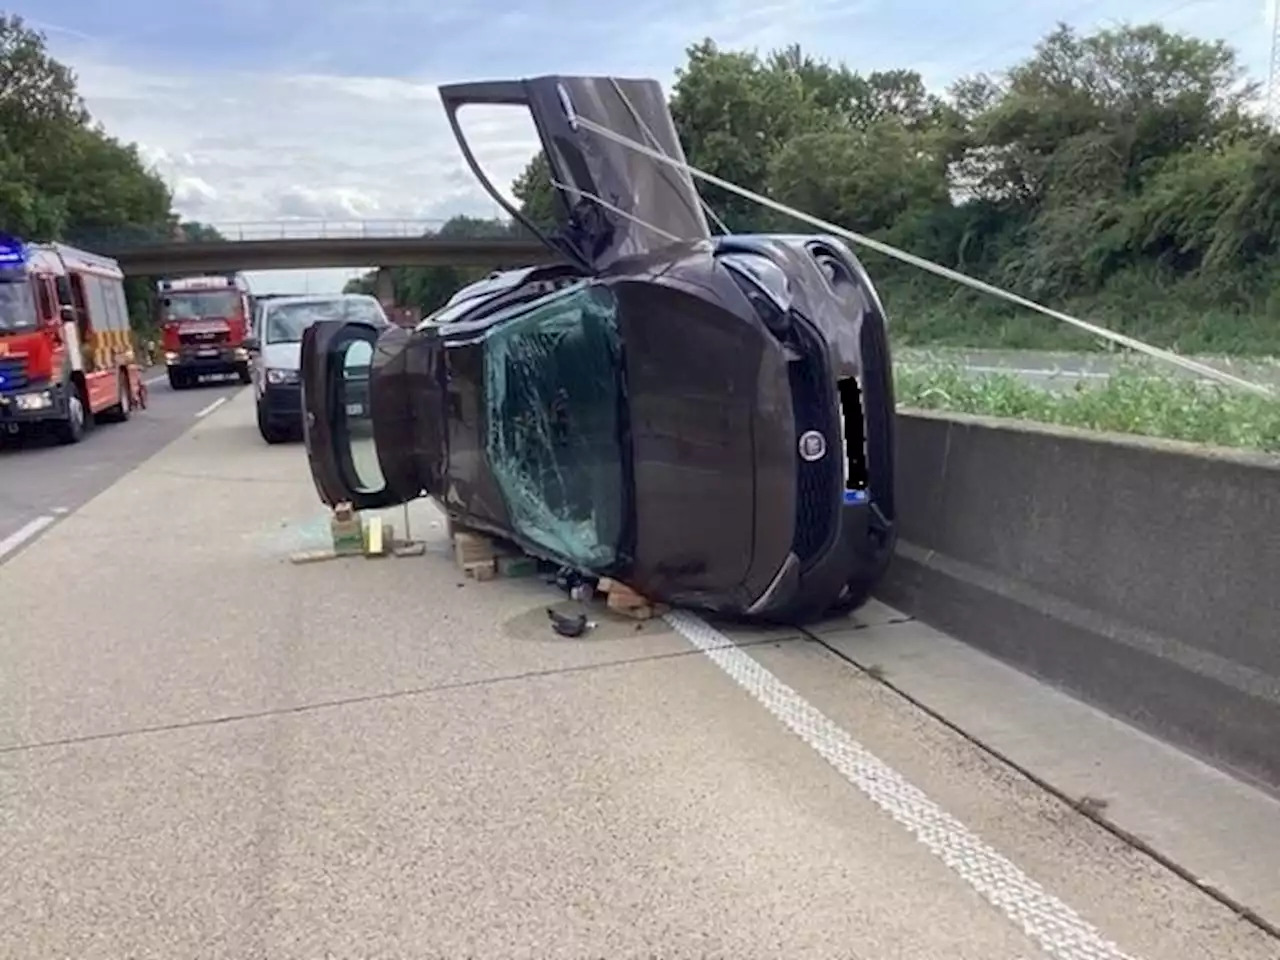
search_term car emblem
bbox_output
[798,430,826,461]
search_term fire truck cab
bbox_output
[0,234,143,445]
[157,273,253,389]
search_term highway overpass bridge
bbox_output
[73,219,561,276]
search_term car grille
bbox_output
[787,323,840,566]
[0,355,29,390]
[179,330,230,346]
[177,319,232,347]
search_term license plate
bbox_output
[346,402,365,416]
[198,348,218,357]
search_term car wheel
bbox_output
[55,387,87,445]
[256,400,289,444]
[168,369,187,390]
[236,362,252,385]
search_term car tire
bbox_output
[236,362,252,385]
[257,400,290,444]
[168,369,188,391]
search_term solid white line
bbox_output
[0,515,57,562]
[144,373,166,386]
[664,610,1140,960]
[194,397,228,419]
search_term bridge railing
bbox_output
[66,219,479,251]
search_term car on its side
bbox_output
[244,293,389,444]
[298,75,897,623]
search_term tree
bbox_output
[498,24,1280,352]
[0,15,175,249]
[510,152,559,231]
[177,221,224,242]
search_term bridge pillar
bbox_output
[374,267,395,308]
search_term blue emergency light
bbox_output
[0,233,28,267]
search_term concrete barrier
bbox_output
[878,410,1280,794]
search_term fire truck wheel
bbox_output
[55,388,87,445]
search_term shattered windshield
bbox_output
[266,298,386,344]
[483,282,626,569]
[162,291,240,320]
[0,280,38,333]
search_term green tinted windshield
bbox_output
[483,283,626,569]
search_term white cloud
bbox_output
[30,0,1274,293]
[73,59,529,228]
[171,176,218,212]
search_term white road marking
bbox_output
[143,373,167,386]
[195,397,228,419]
[665,609,1140,960]
[0,515,57,562]
[50,506,69,515]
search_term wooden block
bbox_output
[606,587,650,614]
[605,583,647,607]
[290,548,337,564]
[612,601,655,621]
[454,531,497,567]
[464,559,496,581]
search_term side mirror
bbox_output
[242,337,261,352]
[59,305,75,322]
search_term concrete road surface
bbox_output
[898,347,1280,391]
[0,371,242,561]
[2,390,1279,959]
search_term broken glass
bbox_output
[483,282,626,569]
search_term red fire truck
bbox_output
[157,273,253,389]
[0,234,144,445]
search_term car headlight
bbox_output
[14,391,53,411]
[266,368,299,385]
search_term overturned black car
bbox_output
[300,74,897,623]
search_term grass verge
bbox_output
[895,363,1280,454]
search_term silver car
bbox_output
[244,294,389,444]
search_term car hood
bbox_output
[262,341,301,371]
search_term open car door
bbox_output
[438,75,713,273]
[300,320,422,511]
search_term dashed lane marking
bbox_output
[194,397,228,419]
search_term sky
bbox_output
[13,0,1276,293]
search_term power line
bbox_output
[572,114,1275,398]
